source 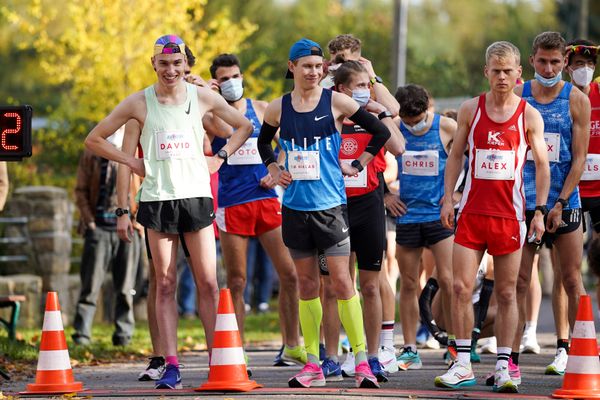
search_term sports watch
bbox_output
[534,205,548,215]
[370,75,383,85]
[217,149,228,161]
[351,159,364,172]
[556,198,568,209]
[115,208,129,217]
[378,110,393,120]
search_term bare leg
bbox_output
[551,248,570,341]
[493,248,523,350]
[146,259,162,355]
[512,243,536,351]
[429,237,454,336]
[451,244,484,339]
[219,231,249,341]
[396,245,424,346]
[554,227,585,329]
[322,275,340,358]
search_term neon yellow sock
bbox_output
[338,294,367,363]
[299,298,322,364]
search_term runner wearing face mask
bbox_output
[565,39,600,326]
[510,31,591,380]
[203,54,306,373]
[319,60,404,383]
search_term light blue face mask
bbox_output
[351,89,371,107]
[534,71,562,87]
[404,113,428,133]
[220,78,244,102]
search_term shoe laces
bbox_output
[401,347,416,355]
[148,356,165,369]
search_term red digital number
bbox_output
[2,112,20,151]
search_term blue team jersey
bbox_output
[397,114,447,223]
[522,81,580,210]
[212,99,277,208]
[279,89,346,211]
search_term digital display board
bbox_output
[0,105,32,161]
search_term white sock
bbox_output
[496,347,511,370]
[455,339,471,365]
[524,321,537,335]
[380,320,395,349]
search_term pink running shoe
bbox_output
[508,359,521,385]
[354,361,380,388]
[288,362,326,388]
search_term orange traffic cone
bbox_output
[553,294,600,399]
[23,292,84,394]
[196,288,262,392]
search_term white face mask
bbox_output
[571,66,595,87]
[403,113,428,133]
[220,78,244,102]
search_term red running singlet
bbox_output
[579,82,600,198]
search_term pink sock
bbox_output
[166,355,179,367]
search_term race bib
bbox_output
[227,137,262,165]
[474,149,515,180]
[288,151,320,180]
[581,153,600,181]
[526,132,560,163]
[155,130,196,161]
[341,159,367,188]
[401,150,439,176]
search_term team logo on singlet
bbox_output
[341,138,359,156]
[487,130,505,146]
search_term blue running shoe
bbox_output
[155,364,182,389]
[319,342,326,361]
[416,324,429,346]
[340,336,350,353]
[397,347,423,370]
[321,357,343,381]
[368,357,388,383]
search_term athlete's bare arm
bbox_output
[202,113,234,139]
[525,103,550,239]
[380,115,404,156]
[439,115,458,154]
[260,98,291,187]
[85,92,147,177]
[116,119,141,242]
[441,98,477,229]
[359,56,400,116]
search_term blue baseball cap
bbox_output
[286,38,324,79]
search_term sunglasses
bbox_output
[566,45,600,56]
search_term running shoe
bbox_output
[138,356,165,381]
[368,357,388,383]
[396,347,422,370]
[340,337,350,353]
[416,324,429,346]
[282,345,307,366]
[321,357,343,382]
[443,344,457,366]
[244,352,252,377]
[485,359,521,386]
[425,335,441,349]
[273,345,288,366]
[545,347,568,375]
[341,351,355,377]
[434,361,476,389]
[520,331,541,354]
[355,360,380,388]
[378,346,399,373]
[493,365,518,393]
[470,346,480,363]
[288,362,326,388]
[479,336,497,354]
[155,364,182,389]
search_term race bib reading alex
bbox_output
[474,149,515,180]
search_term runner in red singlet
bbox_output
[434,41,549,393]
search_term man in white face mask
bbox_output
[566,39,600,321]
[203,54,306,371]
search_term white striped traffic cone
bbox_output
[23,292,84,394]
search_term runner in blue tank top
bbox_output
[258,38,391,389]
[393,84,456,371]
[202,54,305,371]
[512,31,591,378]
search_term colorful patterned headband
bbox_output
[153,34,186,56]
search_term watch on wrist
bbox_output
[115,208,129,217]
[370,75,383,85]
[217,149,228,161]
[350,159,364,172]
[556,198,568,208]
[378,110,393,120]
[534,205,548,215]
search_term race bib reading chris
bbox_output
[401,150,439,176]
[341,159,367,188]
[581,154,600,181]
[474,149,515,180]
[526,132,560,163]
[288,150,320,180]
[227,137,262,165]
[155,130,196,161]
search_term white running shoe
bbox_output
[545,347,568,375]
[434,361,476,389]
[378,346,399,374]
[493,365,518,393]
[425,336,441,350]
[479,336,497,354]
[520,330,541,354]
[341,351,355,377]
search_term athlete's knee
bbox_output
[436,273,453,293]
[516,273,530,296]
[278,266,298,291]
[452,279,472,303]
[196,277,218,297]
[400,273,420,293]
[494,284,516,307]
[561,271,583,295]
[359,277,380,299]
[155,275,177,298]
[227,273,247,294]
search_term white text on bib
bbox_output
[475,149,515,180]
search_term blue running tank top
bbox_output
[397,114,447,223]
[211,99,277,208]
[279,89,346,211]
[522,81,580,210]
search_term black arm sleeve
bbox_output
[258,121,279,167]
[348,107,391,155]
